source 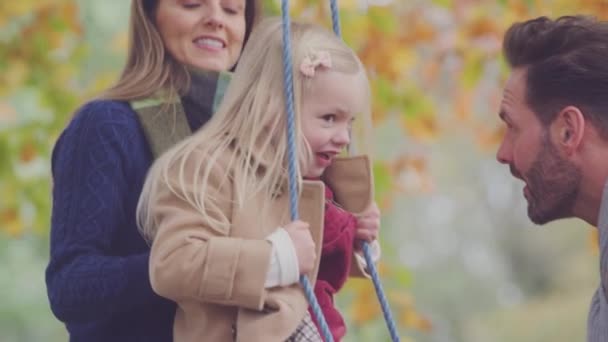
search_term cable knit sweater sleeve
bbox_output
[45,101,161,323]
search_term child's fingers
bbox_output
[355,227,377,241]
[356,210,377,218]
[355,230,372,241]
[365,202,380,217]
[356,216,380,233]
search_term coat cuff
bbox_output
[265,228,300,287]
[201,237,273,310]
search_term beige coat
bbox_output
[148,147,374,342]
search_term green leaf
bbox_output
[394,266,413,287]
[50,15,68,32]
[0,137,11,178]
[373,161,392,200]
[431,0,453,8]
[462,54,484,89]
[368,7,397,34]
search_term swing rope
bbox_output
[327,2,400,341]
[280,1,335,341]
[280,1,400,341]
[361,242,401,342]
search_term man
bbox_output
[497,15,608,341]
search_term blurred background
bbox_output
[1,0,606,341]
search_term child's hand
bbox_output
[355,202,380,243]
[284,220,316,275]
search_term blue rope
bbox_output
[362,243,401,342]
[328,0,400,340]
[329,0,341,36]
[280,1,335,341]
[281,0,400,341]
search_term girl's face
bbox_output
[300,69,368,178]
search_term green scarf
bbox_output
[132,69,232,158]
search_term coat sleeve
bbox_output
[148,152,273,311]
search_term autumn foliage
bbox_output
[3,0,608,339]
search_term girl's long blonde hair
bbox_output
[100,0,260,101]
[137,17,371,241]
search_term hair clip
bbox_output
[300,51,332,77]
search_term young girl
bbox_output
[137,17,380,342]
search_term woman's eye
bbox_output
[183,3,200,9]
[224,7,238,14]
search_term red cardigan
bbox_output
[309,184,358,341]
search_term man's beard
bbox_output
[511,137,581,225]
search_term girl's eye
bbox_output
[322,114,336,123]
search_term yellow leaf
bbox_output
[402,115,439,143]
[589,228,599,255]
[55,63,75,85]
[392,154,435,194]
[404,18,437,44]
[455,91,472,122]
[0,1,45,19]
[111,31,129,53]
[349,279,381,324]
[476,125,505,151]
[401,309,433,332]
[90,73,121,94]
[283,0,311,16]
[422,61,440,87]
[1,208,23,238]
[338,0,359,11]
[0,102,18,124]
[62,2,82,33]
[508,0,531,17]
[343,16,370,47]
[4,218,24,238]
[388,291,414,309]
[466,16,500,38]
[3,60,28,89]
[389,48,417,79]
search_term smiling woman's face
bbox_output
[155,0,247,71]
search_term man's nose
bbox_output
[496,138,512,165]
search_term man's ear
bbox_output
[551,105,586,154]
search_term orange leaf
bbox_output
[20,142,37,163]
[402,115,439,143]
[589,228,599,255]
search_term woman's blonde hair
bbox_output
[137,17,371,241]
[100,0,260,101]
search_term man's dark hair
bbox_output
[503,15,608,138]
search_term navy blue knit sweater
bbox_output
[46,99,210,341]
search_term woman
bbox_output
[45,1,259,341]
